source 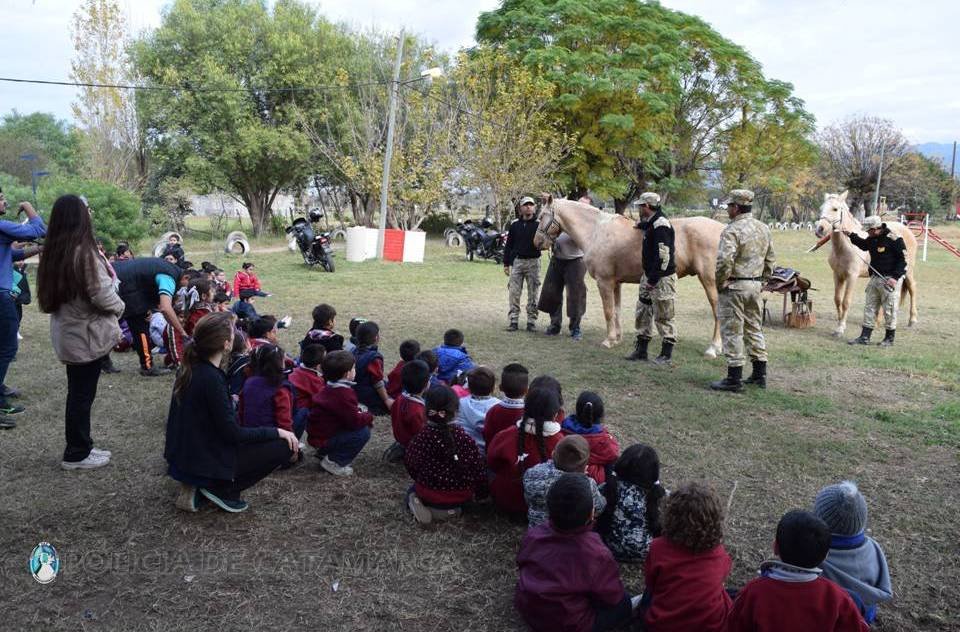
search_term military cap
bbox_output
[637,192,661,206]
[723,189,754,205]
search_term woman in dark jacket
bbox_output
[164,311,296,513]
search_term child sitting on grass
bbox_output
[384,359,431,463]
[231,289,260,324]
[288,343,326,427]
[404,385,488,525]
[214,269,232,300]
[523,434,606,528]
[214,292,231,312]
[642,481,732,632]
[238,344,305,443]
[343,316,366,354]
[352,320,393,415]
[300,303,344,353]
[227,328,251,399]
[434,328,476,383]
[515,473,639,632]
[482,363,529,447]
[813,481,893,624]
[561,391,619,484]
[307,350,373,476]
[387,339,421,399]
[597,444,666,563]
[728,510,869,632]
[233,262,268,297]
[487,384,565,517]
[167,278,216,367]
[454,366,500,452]
[416,348,442,388]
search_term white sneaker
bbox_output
[90,447,112,458]
[320,456,353,476]
[17,332,23,341]
[62,451,111,470]
[407,492,433,525]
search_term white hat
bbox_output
[862,215,883,230]
[519,196,536,207]
[638,192,661,206]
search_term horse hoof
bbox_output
[601,339,615,349]
[703,347,718,359]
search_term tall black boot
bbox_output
[848,327,873,345]
[652,340,674,366]
[625,336,650,361]
[710,366,744,392]
[743,360,767,388]
[879,329,895,347]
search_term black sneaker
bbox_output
[199,488,249,513]
[1,385,21,398]
[544,325,561,336]
[0,404,25,415]
[505,323,519,332]
[526,323,537,332]
[139,366,171,377]
[0,418,15,430]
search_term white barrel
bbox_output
[401,230,426,263]
[346,226,379,262]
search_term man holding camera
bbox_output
[0,186,46,426]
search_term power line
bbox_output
[0,76,391,93]
[401,83,511,131]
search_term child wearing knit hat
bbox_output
[814,481,893,624]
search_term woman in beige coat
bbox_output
[37,195,125,470]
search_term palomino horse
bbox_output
[533,195,725,357]
[812,191,919,336]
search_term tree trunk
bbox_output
[241,191,270,237]
[613,198,629,214]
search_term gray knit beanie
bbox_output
[813,481,868,536]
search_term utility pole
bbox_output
[377,30,405,260]
[951,141,957,218]
[871,143,885,216]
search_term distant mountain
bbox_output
[915,143,957,171]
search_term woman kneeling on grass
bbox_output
[164,311,298,513]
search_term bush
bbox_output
[419,210,456,236]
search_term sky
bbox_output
[2,0,958,144]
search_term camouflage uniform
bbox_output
[508,258,541,325]
[636,275,677,340]
[863,276,902,330]
[715,211,776,368]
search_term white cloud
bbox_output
[2,0,957,143]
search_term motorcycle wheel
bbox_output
[323,257,336,273]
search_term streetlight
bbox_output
[375,30,444,260]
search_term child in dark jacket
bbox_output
[728,510,869,632]
[597,444,666,563]
[404,385,488,525]
[288,344,325,429]
[226,329,251,399]
[307,350,373,476]
[487,384,564,517]
[300,303,344,353]
[813,482,893,624]
[522,434,606,528]
[433,328,476,383]
[643,481,732,632]
[416,348,443,388]
[385,359,431,463]
[515,473,638,632]
[238,344,305,443]
[561,391,619,484]
[386,339,421,399]
[482,363,529,447]
[351,321,392,415]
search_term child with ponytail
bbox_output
[238,344,306,442]
[597,444,667,563]
[561,391,620,484]
[164,312,297,514]
[487,382,565,517]
[403,385,488,525]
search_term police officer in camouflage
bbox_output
[711,189,776,392]
[626,192,678,365]
[504,197,542,332]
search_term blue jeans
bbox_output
[322,426,371,466]
[293,408,309,440]
[0,292,19,407]
[593,594,633,632]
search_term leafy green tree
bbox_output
[476,0,815,211]
[132,0,344,235]
[0,112,83,182]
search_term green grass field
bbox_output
[2,224,959,631]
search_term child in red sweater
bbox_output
[487,384,564,517]
[288,343,325,433]
[561,391,620,484]
[167,277,215,367]
[728,510,869,632]
[383,359,430,463]
[307,351,373,476]
[386,339,421,399]
[404,385,487,525]
[233,262,269,297]
[643,481,732,632]
[515,473,638,632]
[482,363,529,447]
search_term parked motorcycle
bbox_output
[455,218,505,264]
[286,209,336,272]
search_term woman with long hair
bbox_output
[164,312,297,513]
[37,194,123,470]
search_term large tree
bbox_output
[70,0,144,189]
[817,115,909,215]
[132,0,342,235]
[0,112,83,182]
[476,0,815,211]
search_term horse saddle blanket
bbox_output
[763,267,812,293]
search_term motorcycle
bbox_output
[456,218,506,264]
[286,209,336,272]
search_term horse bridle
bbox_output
[536,204,562,249]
